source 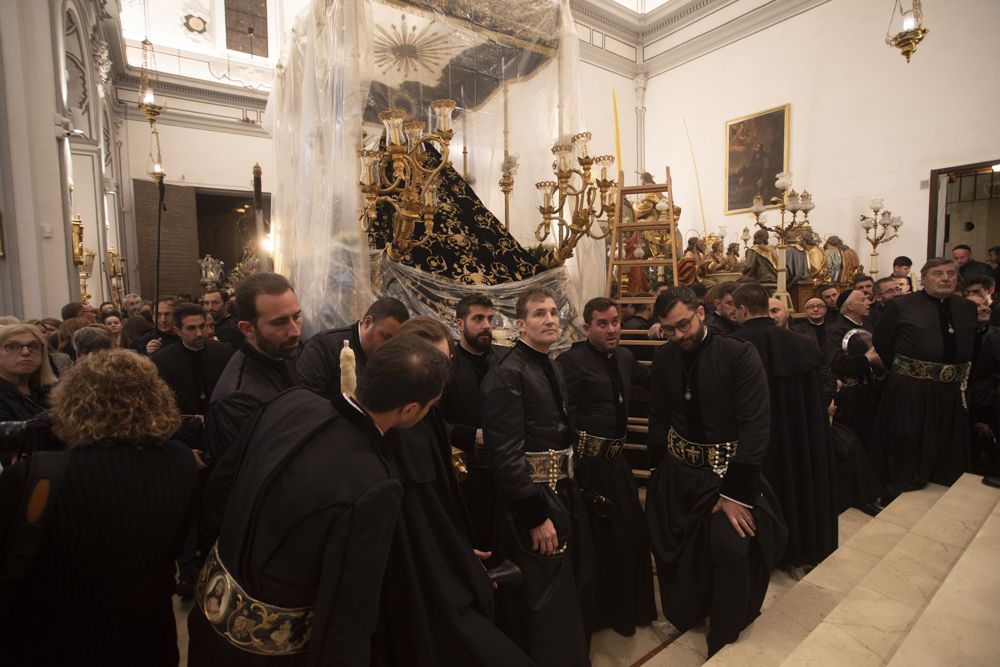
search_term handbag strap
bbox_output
[0,449,72,582]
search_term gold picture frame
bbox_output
[725,104,790,215]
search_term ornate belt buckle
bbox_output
[939,365,956,383]
[605,439,623,460]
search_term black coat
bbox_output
[131,329,180,356]
[212,314,244,350]
[189,389,402,667]
[441,343,508,452]
[296,322,364,400]
[0,378,48,422]
[151,342,234,417]
[559,340,649,439]
[705,310,738,336]
[734,318,838,567]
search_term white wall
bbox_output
[643,0,1000,274]
[123,120,273,191]
[579,61,640,188]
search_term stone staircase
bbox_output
[641,474,1000,666]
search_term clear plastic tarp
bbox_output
[270,0,602,331]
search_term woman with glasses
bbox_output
[0,323,57,422]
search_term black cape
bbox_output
[296,322,364,401]
[371,408,532,667]
[646,331,786,650]
[558,341,656,636]
[440,343,509,550]
[482,341,594,667]
[131,329,180,355]
[152,342,234,417]
[188,389,402,667]
[873,291,978,499]
[734,318,838,567]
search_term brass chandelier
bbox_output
[534,132,617,268]
[359,100,456,261]
[886,0,928,63]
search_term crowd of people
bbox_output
[0,244,998,666]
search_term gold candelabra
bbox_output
[359,100,456,261]
[79,247,96,303]
[859,198,903,277]
[534,131,616,268]
[748,171,815,307]
[106,246,125,309]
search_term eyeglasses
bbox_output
[804,303,826,310]
[661,312,699,337]
[3,341,43,355]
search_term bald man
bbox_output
[768,298,789,329]
[793,297,828,348]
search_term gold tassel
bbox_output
[340,340,357,397]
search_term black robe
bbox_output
[296,322,365,401]
[213,313,245,349]
[188,389,402,667]
[440,343,508,550]
[873,291,978,500]
[705,310,738,336]
[970,326,1000,474]
[152,342,234,417]
[734,318,838,568]
[792,318,826,350]
[131,328,180,355]
[646,331,786,655]
[830,421,882,512]
[558,341,656,637]
[482,341,595,667]
[825,313,883,477]
[372,408,532,667]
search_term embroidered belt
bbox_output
[840,376,876,388]
[196,544,313,656]
[892,354,970,384]
[575,431,625,461]
[525,447,574,490]
[666,427,738,478]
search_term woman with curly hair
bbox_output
[0,349,197,666]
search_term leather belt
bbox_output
[667,427,738,478]
[892,354,970,384]
[525,447,574,490]
[196,544,313,656]
[575,431,625,461]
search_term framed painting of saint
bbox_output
[725,104,789,214]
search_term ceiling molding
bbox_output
[579,42,641,78]
[115,71,268,109]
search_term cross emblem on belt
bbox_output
[684,445,702,465]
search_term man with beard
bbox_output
[202,288,243,349]
[297,297,409,400]
[482,288,595,666]
[440,294,506,550]
[151,301,235,597]
[187,335,451,667]
[131,296,180,355]
[819,283,840,324]
[372,317,532,667]
[558,297,656,637]
[870,277,902,325]
[853,274,875,303]
[646,287,785,657]
[873,258,979,501]
[793,297,828,348]
[705,282,739,336]
[825,289,883,472]
[201,273,305,551]
[768,297,790,329]
[732,284,837,569]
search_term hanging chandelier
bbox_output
[885,0,928,63]
[137,1,164,180]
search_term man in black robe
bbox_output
[732,284,837,569]
[482,288,595,666]
[826,289,884,475]
[953,244,992,285]
[793,297,828,348]
[202,288,244,349]
[873,258,979,501]
[152,301,235,596]
[558,297,656,637]
[819,284,840,324]
[869,277,902,325]
[704,281,739,336]
[372,318,532,667]
[646,287,786,657]
[201,273,304,551]
[297,297,409,400]
[964,293,1000,479]
[440,294,506,550]
[187,334,451,666]
[132,296,180,355]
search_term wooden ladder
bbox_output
[604,168,680,478]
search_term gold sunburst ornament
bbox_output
[374,14,454,82]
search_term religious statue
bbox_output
[825,235,861,283]
[678,236,706,285]
[704,240,726,274]
[623,230,650,293]
[743,229,778,284]
[802,231,828,282]
[632,172,663,222]
[722,242,744,272]
[784,232,810,287]
[824,237,843,283]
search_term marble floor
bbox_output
[173,510,869,667]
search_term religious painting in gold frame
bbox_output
[725,104,789,215]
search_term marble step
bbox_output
[698,484,946,667]
[885,497,1000,667]
[777,474,1000,666]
